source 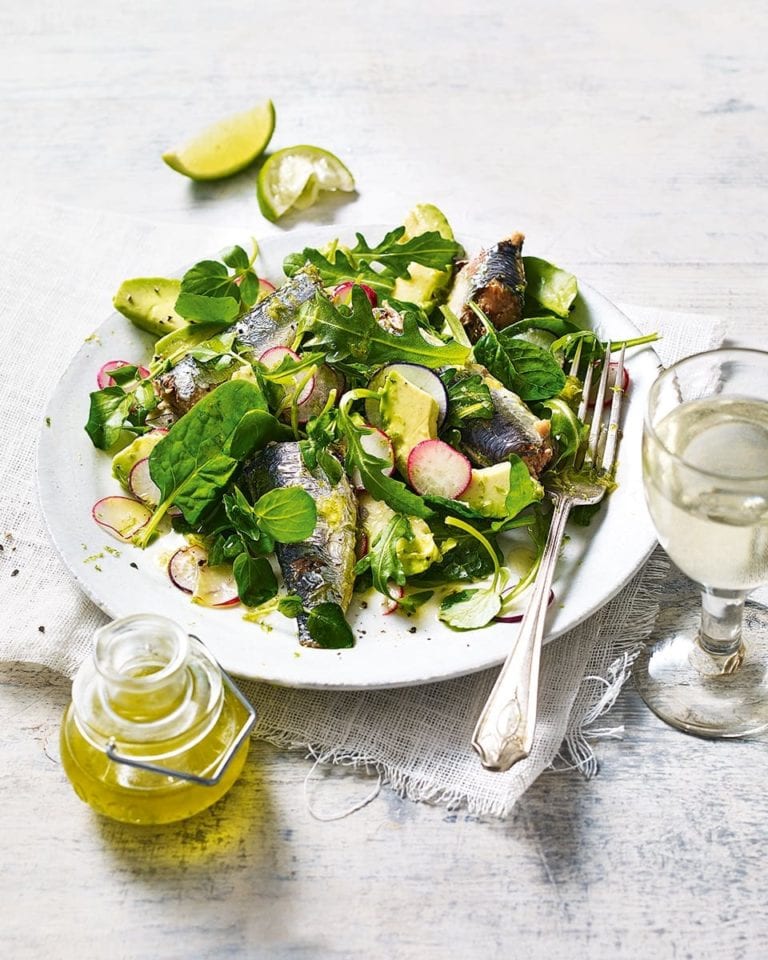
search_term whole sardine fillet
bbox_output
[460,368,553,477]
[242,442,357,647]
[156,270,321,416]
[447,233,526,342]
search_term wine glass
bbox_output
[635,348,768,738]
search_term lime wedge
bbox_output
[256,146,355,222]
[162,100,276,181]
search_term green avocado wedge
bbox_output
[113,278,186,337]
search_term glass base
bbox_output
[634,600,768,739]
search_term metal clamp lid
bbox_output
[104,662,256,788]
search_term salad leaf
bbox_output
[504,455,545,517]
[137,380,268,545]
[284,226,461,298]
[300,286,469,370]
[438,517,511,629]
[539,397,585,468]
[354,514,414,598]
[233,554,278,607]
[253,487,317,542]
[440,368,494,428]
[508,316,580,338]
[307,602,355,649]
[299,405,344,484]
[85,387,134,449]
[523,256,578,318]
[174,292,239,326]
[175,243,261,323]
[338,395,433,519]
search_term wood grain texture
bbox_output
[2,1,768,958]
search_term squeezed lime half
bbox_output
[256,145,355,222]
[162,100,276,181]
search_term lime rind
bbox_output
[162,100,276,181]
[256,145,355,222]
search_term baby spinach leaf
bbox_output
[505,455,545,517]
[307,602,355,649]
[233,554,278,607]
[523,256,578,318]
[174,292,239,325]
[474,326,566,402]
[137,380,268,546]
[440,368,494,427]
[85,387,134,449]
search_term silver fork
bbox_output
[471,342,627,772]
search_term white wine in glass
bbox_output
[636,348,768,737]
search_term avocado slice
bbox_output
[378,369,439,475]
[459,463,516,518]
[393,203,458,311]
[112,431,166,488]
[359,493,441,576]
[113,278,186,337]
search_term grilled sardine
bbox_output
[156,270,321,416]
[447,233,526,341]
[460,369,553,477]
[242,442,357,647]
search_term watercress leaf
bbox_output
[108,364,139,386]
[277,594,304,618]
[254,487,317,543]
[523,256,578,318]
[181,259,240,300]
[239,270,260,308]
[233,553,278,606]
[438,585,502,630]
[84,387,133,449]
[307,601,355,649]
[224,486,262,542]
[221,245,250,272]
[174,292,240,325]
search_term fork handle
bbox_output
[471,494,573,771]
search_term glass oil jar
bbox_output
[60,614,255,825]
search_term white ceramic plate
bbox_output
[38,227,659,689]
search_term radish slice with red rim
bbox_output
[97,360,150,390]
[588,362,630,407]
[381,581,404,615]
[259,278,277,297]
[407,439,472,498]
[92,496,152,542]
[350,426,395,491]
[168,545,208,594]
[194,560,240,607]
[495,589,555,623]
[128,458,161,506]
[259,345,315,404]
[331,281,378,308]
[294,365,344,424]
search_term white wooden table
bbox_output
[2,2,767,957]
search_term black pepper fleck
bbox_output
[361,601,368,609]
[130,562,138,569]
[11,569,19,577]
[38,626,45,634]
[408,627,417,634]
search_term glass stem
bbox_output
[698,588,747,658]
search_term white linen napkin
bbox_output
[0,202,725,816]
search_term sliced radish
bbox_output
[259,346,315,404]
[168,546,239,607]
[97,360,150,390]
[589,362,630,407]
[365,363,448,428]
[331,281,378,308]
[294,365,344,424]
[259,278,277,297]
[169,545,208,594]
[92,496,152,542]
[350,426,395,491]
[407,440,472,498]
[381,582,404,615]
[128,458,161,506]
[194,562,240,607]
[495,589,555,623]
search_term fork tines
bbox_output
[580,344,627,473]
